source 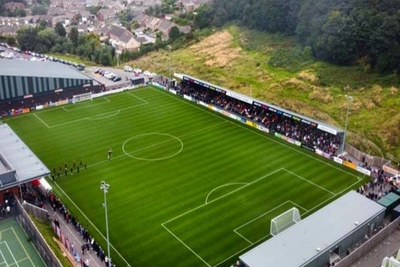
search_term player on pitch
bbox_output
[107,148,113,161]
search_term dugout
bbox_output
[392,204,400,221]
[377,192,400,215]
[239,191,385,267]
[0,123,50,204]
[130,76,145,86]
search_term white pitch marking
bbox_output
[282,168,335,195]
[32,113,50,128]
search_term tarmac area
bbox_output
[44,201,106,267]
[351,228,400,267]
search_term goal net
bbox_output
[270,207,301,236]
[382,257,400,267]
[72,92,92,103]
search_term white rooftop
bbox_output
[239,191,385,267]
[0,123,50,186]
[0,59,91,80]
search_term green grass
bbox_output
[4,86,367,266]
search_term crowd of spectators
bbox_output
[358,168,399,201]
[1,191,13,217]
[48,193,114,267]
[175,81,341,156]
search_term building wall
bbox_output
[0,75,92,101]
[0,84,102,113]
[304,209,385,267]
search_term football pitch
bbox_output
[5,86,367,266]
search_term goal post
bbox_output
[72,92,92,103]
[270,207,301,236]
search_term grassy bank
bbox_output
[126,25,400,161]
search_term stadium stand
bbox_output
[174,78,342,156]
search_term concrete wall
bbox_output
[306,209,385,267]
[0,84,102,112]
[336,216,400,267]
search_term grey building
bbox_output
[0,59,101,114]
[239,191,386,267]
[0,59,93,102]
[0,123,50,201]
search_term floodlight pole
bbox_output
[167,45,171,78]
[100,181,111,267]
[343,95,353,152]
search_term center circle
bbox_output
[122,133,183,161]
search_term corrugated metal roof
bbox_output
[0,123,50,184]
[0,59,91,80]
[239,191,385,267]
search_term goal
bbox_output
[270,207,301,236]
[72,92,92,103]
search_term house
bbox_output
[47,7,65,16]
[178,25,191,34]
[79,11,91,21]
[50,0,64,8]
[157,19,175,37]
[51,14,73,27]
[77,23,88,33]
[96,8,115,21]
[135,34,155,44]
[86,0,100,7]
[177,0,210,12]
[146,17,161,31]
[93,24,111,41]
[111,5,123,14]
[4,2,25,12]
[32,15,53,26]
[108,25,140,52]
[134,13,150,27]
[0,25,19,36]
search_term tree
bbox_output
[194,4,214,29]
[88,5,103,15]
[15,8,26,17]
[35,28,58,53]
[70,27,79,47]
[313,11,357,64]
[31,5,48,15]
[98,46,113,65]
[168,26,181,40]
[54,22,66,37]
[16,26,38,51]
[38,19,48,31]
[6,36,16,46]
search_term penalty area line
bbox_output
[32,113,50,128]
[161,224,211,267]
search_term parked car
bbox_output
[76,64,85,71]
[112,76,122,82]
[124,65,132,72]
[133,68,142,74]
[104,72,115,79]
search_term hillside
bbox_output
[127,25,400,161]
